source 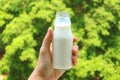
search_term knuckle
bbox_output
[40,47,46,55]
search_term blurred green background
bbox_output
[0,0,120,80]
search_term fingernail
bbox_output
[75,45,79,50]
[74,45,78,51]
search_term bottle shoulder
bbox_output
[54,31,73,39]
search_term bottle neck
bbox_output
[55,17,71,28]
[54,12,71,31]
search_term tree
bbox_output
[60,0,120,80]
[0,0,72,80]
[0,0,120,80]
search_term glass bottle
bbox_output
[53,12,73,69]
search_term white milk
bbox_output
[53,12,73,69]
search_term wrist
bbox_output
[28,69,47,80]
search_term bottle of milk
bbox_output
[53,12,73,69]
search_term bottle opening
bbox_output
[56,12,70,18]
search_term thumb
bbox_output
[42,27,53,50]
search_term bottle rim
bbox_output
[56,12,70,18]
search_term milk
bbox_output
[53,12,73,69]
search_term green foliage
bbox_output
[60,0,120,80]
[0,0,72,80]
[0,0,120,80]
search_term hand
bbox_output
[28,27,78,80]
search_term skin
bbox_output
[28,28,78,80]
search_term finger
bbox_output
[41,27,53,50]
[73,37,78,42]
[72,45,78,66]
[72,45,78,57]
[72,59,77,66]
